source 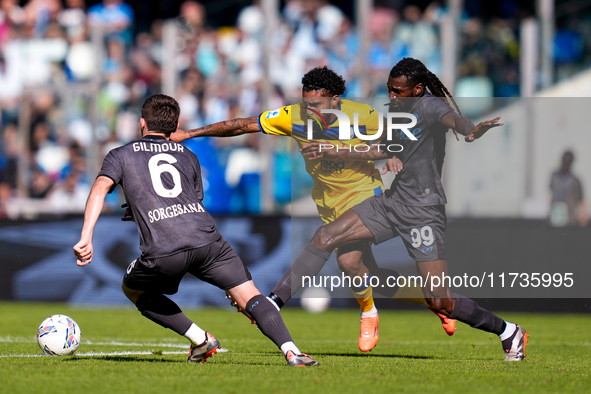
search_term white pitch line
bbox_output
[0,337,34,343]
[0,348,228,358]
[84,340,190,348]
[0,337,190,348]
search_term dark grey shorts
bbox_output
[351,192,447,262]
[123,237,252,294]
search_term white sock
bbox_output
[361,305,378,318]
[184,323,207,345]
[280,341,301,356]
[266,296,281,311]
[499,322,517,341]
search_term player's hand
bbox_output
[121,203,135,222]
[381,156,403,175]
[300,141,338,160]
[465,116,503,142]
[170,130,189,143]
[73,239,94,266]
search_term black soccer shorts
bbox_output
[351,192,447,262]
[123,236,252,294]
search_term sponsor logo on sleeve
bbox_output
[266,110,281,119]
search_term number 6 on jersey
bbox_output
[148,153,182,198]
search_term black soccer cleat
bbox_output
[187,332,220,363]
[502,324,528,361]
[285,350,320,367]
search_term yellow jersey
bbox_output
[258,99,384,222]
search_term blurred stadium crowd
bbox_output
[0,0,589,217]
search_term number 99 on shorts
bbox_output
[410,225,434,248]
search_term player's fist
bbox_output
[73,239,93,266]
[121,203,135,222]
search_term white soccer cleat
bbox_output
[502,324,528,361]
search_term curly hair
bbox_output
[389,57,461,139]
[302,66,346,96]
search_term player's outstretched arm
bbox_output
[441,113,503,142]
[301,137,404,174]
[170,116,260,143]
[300,140,392,161]
[73,176,114,266]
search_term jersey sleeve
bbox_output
[193,155,205,201]
[362,105,382,136]
[423,96,455,126]
[97,149,122,193]
[258,106,293,136]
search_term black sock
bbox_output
[270,243,331,305]
[270,268,291,308]
[246,294,292,348]
[136,292,193,335]
[449,296,505,335]
[275,243,331,305]
[372,268,400,298]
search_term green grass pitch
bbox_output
[1,301,590,393]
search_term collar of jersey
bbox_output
[141,135,167,141]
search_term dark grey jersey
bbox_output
[389,92,454,206]
[98,135,220,258]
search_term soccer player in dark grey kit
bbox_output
[73,94,319,367]
[295,58,528,361]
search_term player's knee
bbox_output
[121,282,143,305]
[336,258,350,274]
[337,258,361,276]
[227,281,260,310]
[311,225,337,251]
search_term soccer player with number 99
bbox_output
[289,58,528,361]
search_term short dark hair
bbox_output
[141,94,180,135]
[302,66,346,96]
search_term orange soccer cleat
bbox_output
[358,314,379,352]
[429,307,457,336]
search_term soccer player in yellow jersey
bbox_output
[172,66,455,352]
[259,89,384,223]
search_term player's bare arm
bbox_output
[170,116,260,143]
[299,116,397,161]
[300,140,403,175]
[300,140,392,161]
[73,176,114,266]
[441,112,503,142]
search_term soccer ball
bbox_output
[300,287,331,313]
[37,315,81,356]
